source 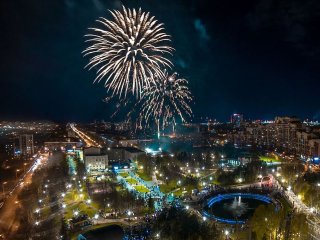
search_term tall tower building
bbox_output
[19,134,34,155]
[231,114,244,127]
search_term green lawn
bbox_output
[134,185,149,193]
[259,156,281,163]
[159,180,177,193]
[137,170,152,181]
[126,177,138,185]
[119,172,129,178]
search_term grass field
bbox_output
[119,172,129,178]
[134,185,149,193]
[159,181,177,194]
[137,170,152,181]
[126,177,138,185]
[259,156,281,163]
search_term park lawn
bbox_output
[119,172,129,178]
[259,156,281,163]
[134,185,149,193]
[64,201,98,219]
[137,170,152,181]
[126,177,138,185]
[159,180,177,193]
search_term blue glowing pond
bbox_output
[203,193,272,224]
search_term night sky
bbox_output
[1,0,320,122]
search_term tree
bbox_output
[250,204,285,240]
[152,206,220,240]
[289,213,309,240]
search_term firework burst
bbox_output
[138,71,193,131]
[83,6,173,98]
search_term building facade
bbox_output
[19,134,34,155]
[84,147,108,174]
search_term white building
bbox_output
[84,147,108,174]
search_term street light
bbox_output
[225,230,229,239]
[16,169,20,179]
[2,182,7,195]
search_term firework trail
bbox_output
[138,71,193,133]
[83,6,173,98]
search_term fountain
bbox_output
[203,193,273,224]
[224,196,248,218]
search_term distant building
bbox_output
[309,139,320,159]
[107,147,145,163]
[19,134,34,155]
[44,138,82,151]
[228,116,320,159]
[5,143,15,159]
[84,147,108,174]
[231,114,244,127]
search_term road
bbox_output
[0,154,48,239]
[70,124,101,147]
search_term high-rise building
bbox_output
[4,143,15,159]
[19,134,34,155]
[231,114,244,127]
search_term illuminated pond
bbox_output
[203,193,273,224]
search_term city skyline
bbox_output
[1,0,320,122]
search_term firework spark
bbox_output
[138,71,193,131]
[83,6,173,98]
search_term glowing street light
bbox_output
[16,169,20,179]
[2,182,7,195]
[185,205,189,210]
[94,214,99,219]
